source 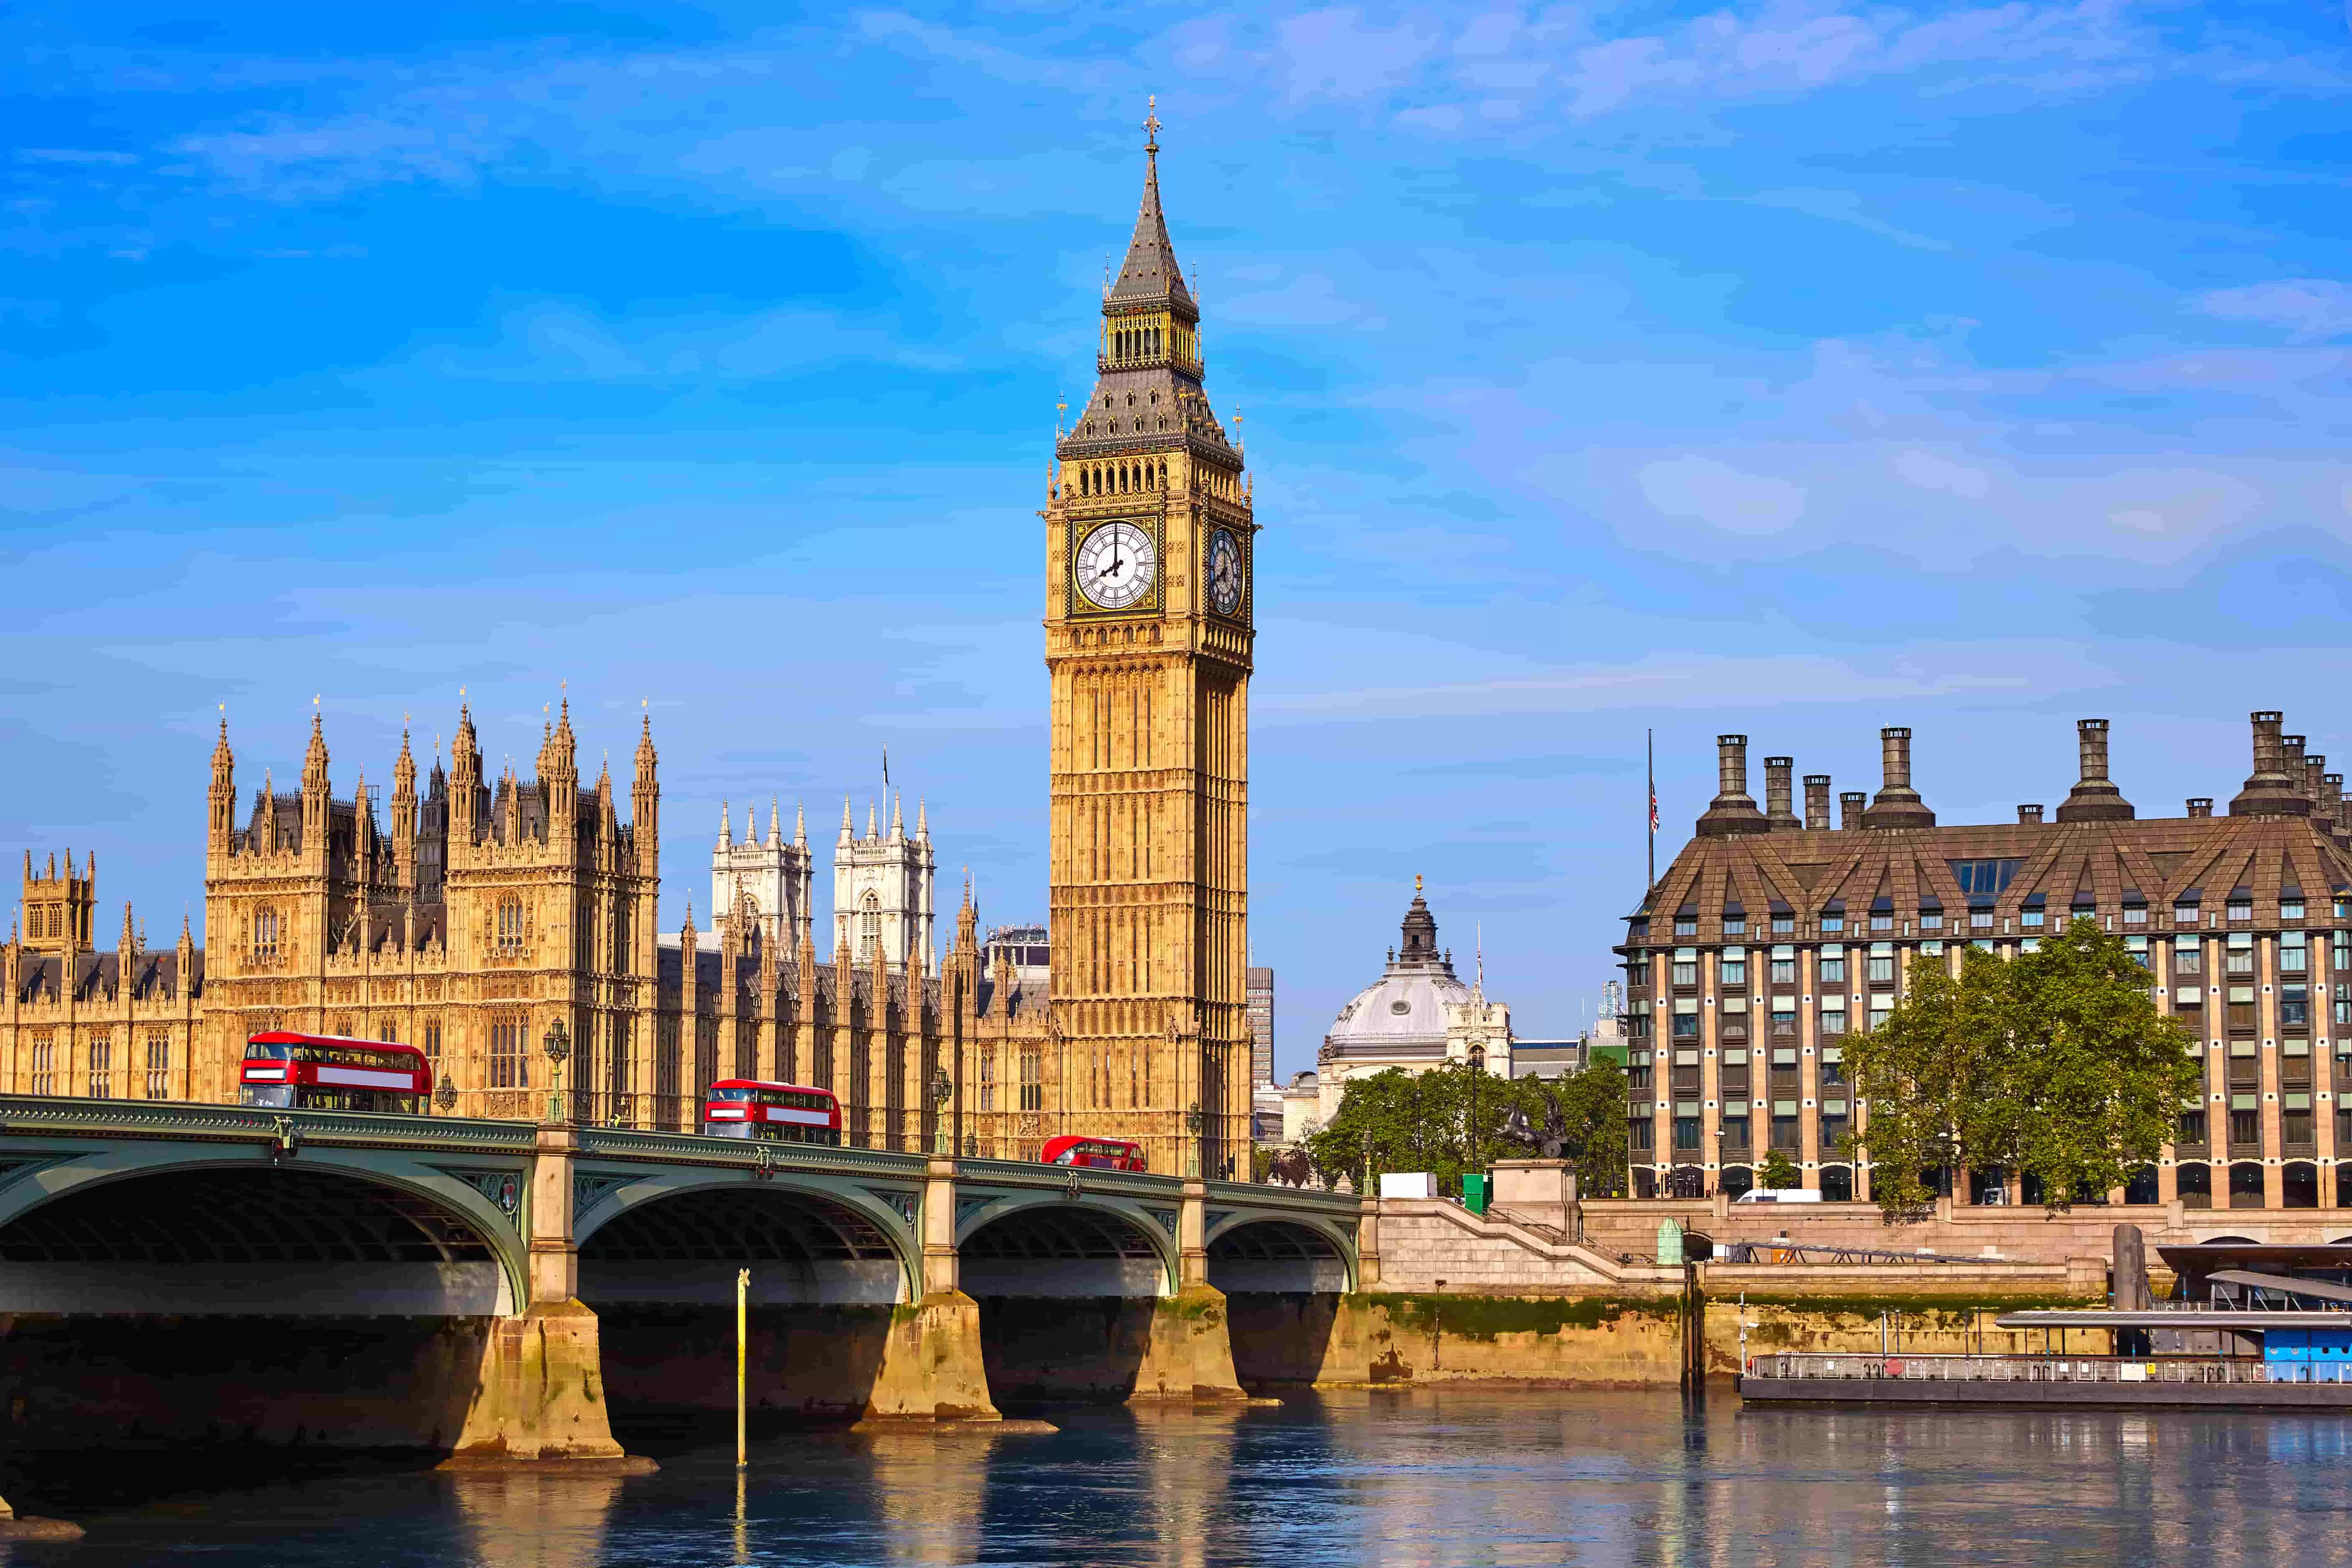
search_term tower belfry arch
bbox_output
[1045,106,1257,1178]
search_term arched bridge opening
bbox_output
[959,1203,1171,1403]
[0,1163,514,1455]
[578,1185,912,1431]
[1209,1220,1355,1391]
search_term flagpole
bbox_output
[1646,727,1656,894]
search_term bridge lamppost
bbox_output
[1466,1039,1486,1203]
[1186,1102,1203,1180]
[434,1076,457,1116]
[543,1018,572,1125]
[930,1066,953,1157]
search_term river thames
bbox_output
[8,1388,2352,1565]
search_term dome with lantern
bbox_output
[1322,883,1476,1063]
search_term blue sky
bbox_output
[5,2,2351,1074]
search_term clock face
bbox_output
[1075,520,1158,611]
[1208,528,1244,617]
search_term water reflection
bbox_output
[449,1469,623,1568]
[862,1427,992,1564]
[15,1392,2352,1566]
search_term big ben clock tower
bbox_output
[1046,104,1255,1179]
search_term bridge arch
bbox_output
[570,1173,927,1426]
[576,1181,910,1306]
[955,1197,1174,1297]
[1204,1218,1354,1295]
[0,1154,530,1454]
[0,1150,527,1315]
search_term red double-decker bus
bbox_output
[239,1031,433,1114]
[1039,1135,1148,1172]
[701,1079,844,1145]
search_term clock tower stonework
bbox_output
[1046,112,1255,1178]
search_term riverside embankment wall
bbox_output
[1576,1196,2352,1266]
[1228,1292,2104,1389]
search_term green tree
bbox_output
[1305,1058,1630,1196]
[1990,919,2202,1207]
[1843,920,2199,1216]
[1305,1067,1445,1191]
[1838,943,2005,1217]
[1757,1148,1799,1191]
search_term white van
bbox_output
[1734,1188,1824,1203]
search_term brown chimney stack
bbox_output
[2019,804,2044,823]
[1803,774,1832,831]
[1763,756,1799,832]
[1696,735,1771,838]
[2187,797,2213,819]
[1862,726,1936,829]
[1840,790,1866,831]
[2230,711,2308,817]
[2055,718,2134,823]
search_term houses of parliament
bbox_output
[0,117,1258,1178]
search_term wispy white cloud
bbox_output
[1259,640,2109,722]
[16,147,136,165]
[127,0,2287,209]
[2195,278,2352,342]
[385,299,973,385]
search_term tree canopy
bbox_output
[1841,919,2199,1216]
[1303,1056,1629,1195]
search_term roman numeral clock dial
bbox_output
[1208,527,1244,617]
[1075,520,1157,611]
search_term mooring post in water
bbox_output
[736,1266,750,1470]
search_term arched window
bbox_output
[253,906,280,961]
[497,896,525,955]
[859,891,882,963]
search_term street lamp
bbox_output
[1186,1101,1204,1179]
[1466,1039,1487,1204]
[434,1076,458,1115]
[930,1065,953,1156]
[542,1017,572,1124]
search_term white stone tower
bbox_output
[833,793,936,975]
[710,798,812,960]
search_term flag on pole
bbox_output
[1650,786,1659,836]
[882,746,890,790]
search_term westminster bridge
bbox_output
[0,1097,1368,1461]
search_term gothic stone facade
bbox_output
[1,851,203,1102]
[2,704,1068,1159]
[1619,713,2352,1212]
